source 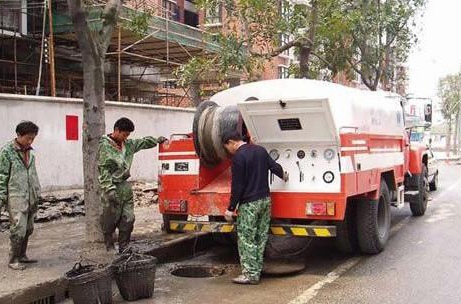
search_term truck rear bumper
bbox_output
[169,220,337,237]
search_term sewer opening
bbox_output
[171,265,225,278]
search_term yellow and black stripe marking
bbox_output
[169,221,336,237]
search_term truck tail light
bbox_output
[306,202,335,216]
[165,200,188,212]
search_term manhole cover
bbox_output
[171,265,225,278]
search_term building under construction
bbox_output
[0,0,222,106]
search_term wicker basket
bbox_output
[113,255,158,301]
[66,263,114,304]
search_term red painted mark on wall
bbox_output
[66,115,79,141]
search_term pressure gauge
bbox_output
[323,171,335,183]
[269,149,280,161]
[324,149,335,161]
[311,149,318,158]
[284,149,292,159]
[297,150,306,159]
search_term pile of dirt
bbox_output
[0,181,159,231]
[132,181,159,207]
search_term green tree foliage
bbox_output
[438,73,461,120]
[177,0,426,91]
[337,0,426,90]
[438,73,461,154]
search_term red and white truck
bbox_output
[158,79,433,254]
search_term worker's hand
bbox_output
[283,171,289,182]
[224,210,234,223]
[157,136,168,144]
[106,190,119,205]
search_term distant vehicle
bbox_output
[410,131,439,191]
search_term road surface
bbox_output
[147,162,461,304]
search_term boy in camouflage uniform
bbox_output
[99,117,167,253]
[223,131,288,284]
[0,121,41,270]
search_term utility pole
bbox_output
[47,0,56,96]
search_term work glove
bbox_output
[157,136,168,144]
[283,171,289,182]
[224,209,234,223]
[106,190,119,205]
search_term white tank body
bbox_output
[210,79,405,139]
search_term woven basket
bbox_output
[113,255,157,301]
[66,263,114,304]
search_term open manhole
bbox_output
[171,265,225,278]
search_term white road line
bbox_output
[287,257,361,304]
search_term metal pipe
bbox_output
[47,0,56,96]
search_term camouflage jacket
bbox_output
[0,140,41,209]
[98,135,159,193]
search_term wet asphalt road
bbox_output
[146,163,461,304]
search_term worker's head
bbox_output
[222,130,244,155]
[112,117,134,143]
[15,121,39,148]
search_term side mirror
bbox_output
[424,103,432,124]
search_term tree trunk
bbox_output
[82,59,106,243]
[446,117,452,158]
[298,0,318,79]
[299,47,311,78]
[453,112,459,154]
[189,82,202,107]
[68,0,121,244]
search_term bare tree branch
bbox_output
[99,0,122,53]
[250,37,310,59]
[67,0,100,61]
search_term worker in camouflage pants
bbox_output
[99,117,167,253]
[222,130,288,284]
[0,121,41,270]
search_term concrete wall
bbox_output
[0,94,195,190]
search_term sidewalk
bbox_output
[0,205,176,302]
[433,151,461,161]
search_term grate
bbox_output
[30,295,55,304]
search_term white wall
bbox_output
[0,94,195,190]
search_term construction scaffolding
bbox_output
[0,0,220,106]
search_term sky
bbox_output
[408,0,461,99]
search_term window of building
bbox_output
[278,66,289,79]
[162,0,179,21]
[163,80,178,89]
[205,4,222,25]
[185,10,199,27]
[0,0,22,33]
[279,33,290,56]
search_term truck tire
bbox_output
[429,170,438,191]
[410,165,428,216]
[335,200,359,254]
[356,180,391,254]
[162,214,187,233]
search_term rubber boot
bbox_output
[18,235,37,264]
[8,241,26,271]
[118,230,131,254]
[104,233,116,253]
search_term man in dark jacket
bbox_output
[222,131,288,284]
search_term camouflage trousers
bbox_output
[237,197,271,281]
[8,197,36,243]
[7,197,36,263]
[101,181,135,251]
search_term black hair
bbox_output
[16,121,39,136]
[114,117,135,132]
[222,130,243,145]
